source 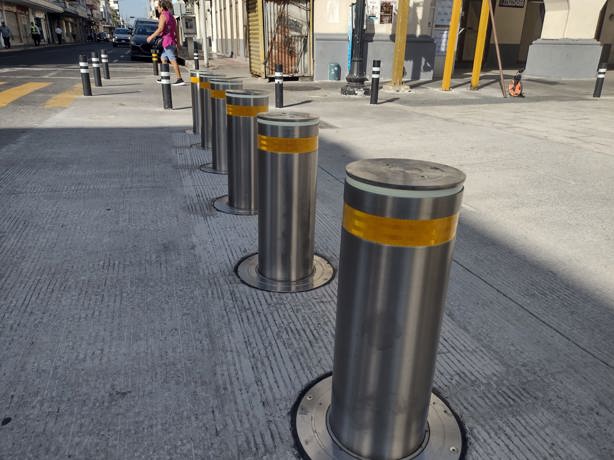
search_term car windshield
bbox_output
[134,24,157,35]
[115,29,128,34]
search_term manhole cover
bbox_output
[285,85,321,92]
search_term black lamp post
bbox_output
[341,0,368,95]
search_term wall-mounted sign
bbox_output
[499,0,526,7]
[379,1,397,24]
[434,0,454,27]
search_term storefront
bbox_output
[0,0,64,45]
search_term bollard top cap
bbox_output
[210,79,244,89]
[257,111,319,126]
[346,159,465,191]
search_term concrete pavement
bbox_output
[1,54,613,459]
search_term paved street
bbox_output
[1,47,614,460]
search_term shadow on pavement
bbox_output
[0,127,612,459]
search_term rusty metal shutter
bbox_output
[247,0,265,76]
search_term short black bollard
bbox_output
[151,50,159,76]
[274,64,283,108]
[160,62,173,109]
[594,44,611,98]
[193,51,199,70]
[101,50,110,80]
[78,54,92,96]
[91,51,102,87]
[369,59,381,105]
[593,65,607,98]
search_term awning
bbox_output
[10,0,64,13]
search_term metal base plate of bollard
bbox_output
[198,162,227,175]
[212,195,258,216]
[293,375,464,460]
[236,253,334,293]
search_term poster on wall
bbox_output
[433,0,454,27]
[379,0,396,24]
[366,0,380,22]
[499,0,526,7]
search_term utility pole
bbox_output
[441,0,462,91]
[389,0,410,91]
[341,0,368,95]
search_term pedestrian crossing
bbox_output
[0,81,83,109]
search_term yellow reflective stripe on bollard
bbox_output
[210,89,226,99]
[190,76,198,83]
[258,135,318,154]
[342,204,459,247]
[199,82,211,89]
[227,104,268,117]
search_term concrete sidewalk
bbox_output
[0,57,613,459]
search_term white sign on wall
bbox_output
[433,0,454,27]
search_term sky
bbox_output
[118,0,150,22]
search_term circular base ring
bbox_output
[293,375,464,460]
[199,162,227,175]
[213,195,257,216]
[235,253,334,293]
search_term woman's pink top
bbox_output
[161,10,176,48]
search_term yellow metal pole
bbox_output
[391,0,410,88]
[470,0,490,89]
[441,0,462,91]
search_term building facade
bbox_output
[196,0,614,81]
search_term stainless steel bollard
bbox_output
[199,79,243,174]
[294,159,466,460]
[197,72,223,150]
[236,112,334,293]
[213,90,269,215]
[190,69,200,134]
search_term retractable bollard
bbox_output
[199,79,243,174]
[198,72,224,150]
[212,90,269,215]
[274,64,283,108]
[190,69,200,134]
[294,159,466,460]
[91,51,102,87]
[369,59,381,105]
[101,50,110,79]
[236,112,334,293]
[160,62,173,110]
[78,54,92,96]
[151,50,159,76]
[193,51,199,70]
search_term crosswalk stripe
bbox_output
[44,83,82,108]
[0,82,51,108]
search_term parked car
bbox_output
[130,19,159,60]
[112,28,131,47]
[96,32,109,42]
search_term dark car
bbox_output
[129,20,159,60]
[112,28,130,47]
